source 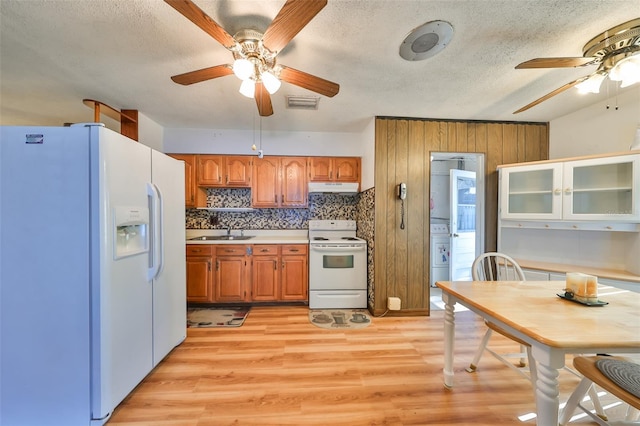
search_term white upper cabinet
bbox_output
[500,162,563,220]
[500,153,640,222]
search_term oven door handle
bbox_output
[310,245,366,252]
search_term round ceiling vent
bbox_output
[399,20,454,61]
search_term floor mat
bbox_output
[309,309,371,330]
[187,306,250,328]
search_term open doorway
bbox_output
[429,152,485,286]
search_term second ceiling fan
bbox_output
[513,18,640,114]
[164,0,340,117]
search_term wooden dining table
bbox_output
[436,280,640,426]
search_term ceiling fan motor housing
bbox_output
[582,18,640,65]
[233,29,277,73]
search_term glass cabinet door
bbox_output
[563,154,639,221]
[500,163,563,220]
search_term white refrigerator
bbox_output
[0,124,186,425]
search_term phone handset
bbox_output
[397,183,406,229]
[398,182,407,200]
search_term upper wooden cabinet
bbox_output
[170,154,361,209]
[309,157,360,183]
[168,154,200,208]
[252,156,308,208]
[197,155,251,188]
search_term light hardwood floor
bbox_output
[108,306,624,426]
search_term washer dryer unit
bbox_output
[430,224,450,287]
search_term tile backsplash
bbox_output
[185,188,359,229]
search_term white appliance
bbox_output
[308,181,359,194]
[0,124,186,426]
[430,223,450,287]
[308,220,367,308]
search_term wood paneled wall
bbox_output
[373,118,548,315]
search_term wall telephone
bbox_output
[397,182,407,200]
[397,183,406,229]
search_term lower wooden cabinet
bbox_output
[252,245,280,301]
[186,245,213,302]
[252,244,309,302]
[280,245,308,301]
[215,245,251,302]
[187,243,308,304]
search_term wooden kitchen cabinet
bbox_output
[215,245,250,302]
[186,245,213,303]
[187,243,308,304]
[280,244,308,301]
[309,157,360,184]
[251,245,279,301]
[252,244,308,302]
[168,154,206,208]
[197,155,251,188]
[252,156,307,208]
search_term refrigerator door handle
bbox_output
[155,184,165,276]
[147,183,163,281]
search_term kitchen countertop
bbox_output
[185,229,309,245]
[516,259,640,283]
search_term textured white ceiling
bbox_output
[1,0,639,134]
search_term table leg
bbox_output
[531,345,565,426]
[442,292,456,388]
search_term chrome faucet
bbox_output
[226,226,232,236]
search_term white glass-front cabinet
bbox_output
[500,153,640,222]
[500,162,563,220]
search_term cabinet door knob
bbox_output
[553,189,562,195]
[564,188,572,195]
[274,260,277,270]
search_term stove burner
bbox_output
[341,237,359,241]
[313,237,329,241]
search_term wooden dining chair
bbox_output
[559,356,640,426]
[465,252,534,380]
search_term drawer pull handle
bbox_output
[289,249,299,252]
[192,249,201,252]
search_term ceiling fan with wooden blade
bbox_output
[164,0,339,117]
[514,18,640,114]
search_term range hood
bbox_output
[308,182,359,194]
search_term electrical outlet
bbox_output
[387,297,401,311]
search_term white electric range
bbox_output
[308,220,367,309]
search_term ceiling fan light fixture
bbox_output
[261,70,281,94]
[576,73,605,94]
[609,54,640,87]
[239,79,255,98]
[233,58,254,81]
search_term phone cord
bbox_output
[400,199,405,229]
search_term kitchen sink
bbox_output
[188,235,253,241]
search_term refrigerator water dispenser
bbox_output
[114,206,149,259]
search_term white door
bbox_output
[449,169,476,281]
[150,150,186,365]
[92,128,154,418]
